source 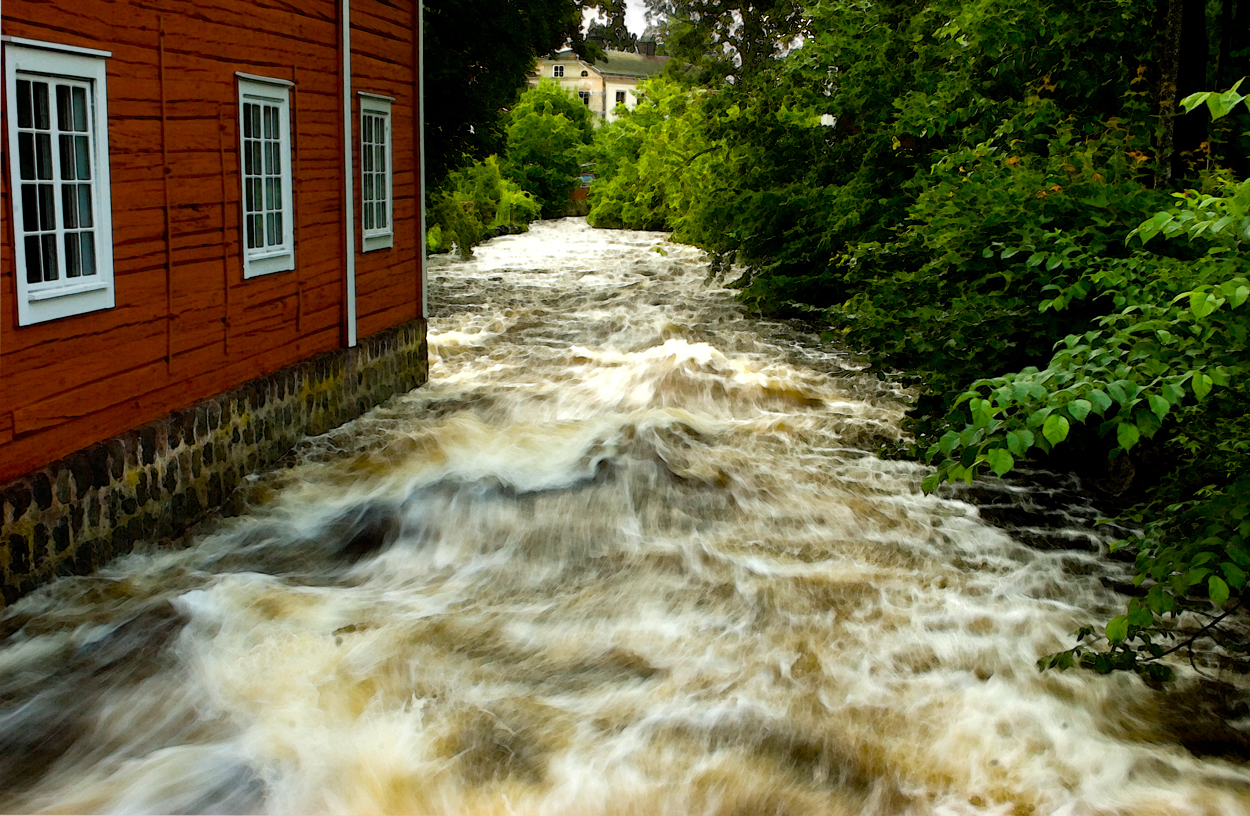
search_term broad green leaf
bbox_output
[1128,604,1153,627]
[1192,372,1214,401]
[1147,394,1169,421]
[1042,414,1070,445]
[1223,562,1248,590]
[1087,389,1113,414]
[970,398,994,429]
[1067,399,1092,422]
[1207,86,1247,120]
[1135,409,1162,438]
[986,448,1014,477]
[1117,421,1140,451]
[1179,90,1213,114]
[1209,575,1230,606]
[921,472,942,494]
[939,431,960,455]
[1006,430,1026,456]
[1105,616,1128,643]
[1233,285,1250,308]
[1190,291,1217,319]
[1106,381,1127,405]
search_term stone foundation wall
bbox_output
[0,319,428,607]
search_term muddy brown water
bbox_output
[1,219,1248,814]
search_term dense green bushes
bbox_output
[426,81,594,256]
[426,156,541,257]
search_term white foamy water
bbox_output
[1,219,1248,814]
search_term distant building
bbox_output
[531,48,668,123]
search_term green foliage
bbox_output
[926,171,1250,679]
[423,0,624,186]
[585,78,715,231]
[426,155,541,257]
[503,81,596,218]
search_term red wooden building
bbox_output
[0,0,428,600]
[0,0,425,487]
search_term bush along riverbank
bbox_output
[577,0,1250,690]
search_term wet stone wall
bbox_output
[0,319,428,607]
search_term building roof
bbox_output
[550,49,668,79]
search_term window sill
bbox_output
[362,231,394,253]
[28,280,110,301]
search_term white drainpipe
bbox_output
[418,0,428,320]
[342,0,357,347]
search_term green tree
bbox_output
[423,0,625,187]
[503,81,597,217]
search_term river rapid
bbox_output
[1,218,1248,814]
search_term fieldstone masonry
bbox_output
[0,319,428,607]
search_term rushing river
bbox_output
[2,218,1248,814]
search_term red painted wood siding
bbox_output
[0,0,423,486]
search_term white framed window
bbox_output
[552,65,564,78]
[4,39,115,326]
[359,93,393,252]
[616,91,627,105]
[236,74,294,278]
[578,90,591,107]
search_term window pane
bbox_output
[273,212,282,244]
[62,185,79,229]
[60,135,77,180]
[21,185,39,232]
[65,232,82,278]
[271,140,280,175]
[265,178,275,209]
[76,136,91,180]
[363,144,372,173]
[364,202,374,231]
[33,82,50,129]
[363,116,372,143]
[17,80,32,129]
[263,106,274,139]
[73,87,88,132]
[252,105,261,140]
[38,185,56,230]
[243,103,254,138]
[78,185,94,228]
[80,233,97,276]
[376,201,386,229]
[363,175,373,202]
[41,234,59,281]
[19,133,35,180]
[36,134,53,180]
[267,212,276,246]
[56,85,72,132]
[246,212,257,248]
[273,177,281,211]
[24,236,43,284]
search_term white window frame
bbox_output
[552,64,564,78]
[578,90,591,107]
[236,74,295,278]
[358,93,393,252]
[4,38,115,326]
